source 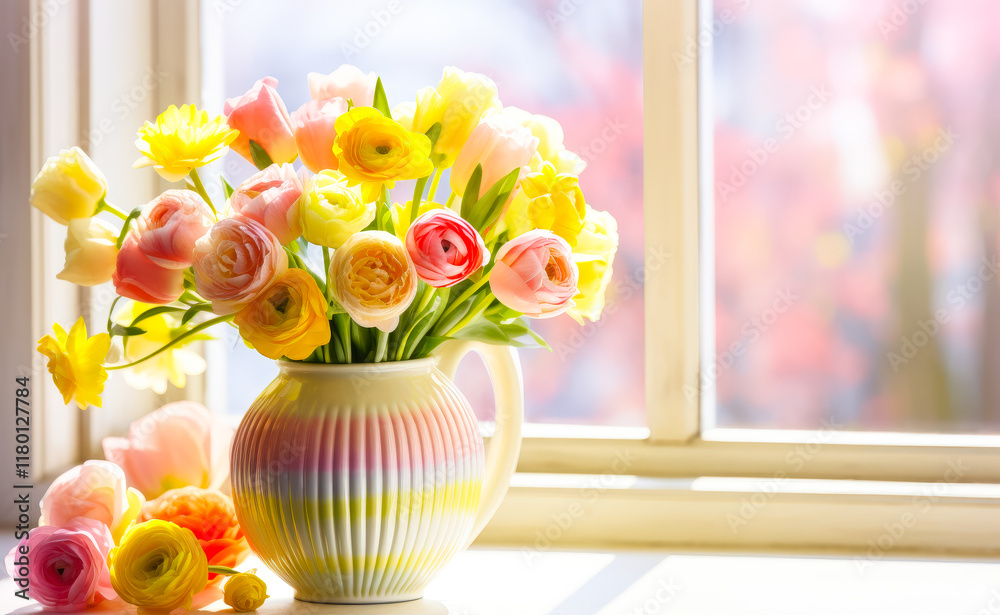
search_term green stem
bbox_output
[374,329,389,362]
[96,197,129,221]
[107,314,233,370]
[188,168,218,219]
[207,565,241,576]
[407,175,430,232]
[437,271,491,326]
[427,168,442,202]
[444,293,493,337]
[445,192,456,209]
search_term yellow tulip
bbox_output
[234,269,331,360]
[407,67,501,168]
[30,147,108,225]
[134,104,238,182]
[298,170,375,248]
[504,161,587,247]
[37,317,110,410]
[57,217,119,286]
[223,570,269,612]
[330,230,417,332]
[332,107,434,203]
[505,106,586,175]
[568,206,619,324]
[109,520,208,615]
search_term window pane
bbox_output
[712,0,1000,432]
[204,0,644,426]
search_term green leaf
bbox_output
[106,296,124,335]
[116,207,143,249]
[131,306,185,326]
[461,165,483,219]
[372,77,391,118]
[425,122,442,148]
[248,140,274,170]
[221,177,234,199]
[181,304,214,325]
[109,324,146,338]
[469,167,520,231]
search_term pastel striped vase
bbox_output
[231,341,523,604]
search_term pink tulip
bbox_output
[192,216,287,314]
[113,234,184,304]
[450,112,539,201]
[102,401,234,500]
[5,517,115,611]
[405,208,490,287]
[229,163,304,244]
[490,230,579,319]
[291,97,349,174]
[39,460,144,544]
[136,189,214,268]
[225,77,297,165]
[307,64,377,107]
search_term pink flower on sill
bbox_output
[5,517,116,611]
[102,401,234,500]
[39,460,145,544]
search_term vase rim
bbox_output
[275,357,437,374]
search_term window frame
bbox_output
[22,0,1000,553]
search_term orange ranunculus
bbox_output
[234,268,331,360]
[137,486,249,584]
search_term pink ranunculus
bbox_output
[136,189,214,268]
[113,233,185,304]
[490,230,579,319]
[39,460,145,544]
[5,517,115,611]
[406,208,490,287]
[192,216,288,314]
[450,111,539,201]
[229,163,304,244]
[307,64,377,107]
[291,97,349,174]
[102,401,234,500]
[224,76,297,165]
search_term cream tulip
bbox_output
[57,218,119,286]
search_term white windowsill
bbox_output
[2,543,999,614]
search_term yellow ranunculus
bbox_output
[504,161,587,247]
[330,230,418,332]
[234,269,331,360]
[37,317,110,410]
[568,206,619,324]
[223,570,269,612]
[57,217,119,286]
[298,170,375,248]
[134,104,238,182]
[332,107,434,202]
[109,520,208,615]
[407,67,501,168]
[115,302,208,395]
[31,147,108,225]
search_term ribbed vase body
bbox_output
[230,359,485,604]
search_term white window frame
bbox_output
[17,0,1000,554]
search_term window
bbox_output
[18,0,1000,555]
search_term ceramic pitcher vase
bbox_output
[230,340,523,604]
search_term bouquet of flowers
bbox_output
[31,64,619,410]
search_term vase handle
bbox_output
[434,340,523,544]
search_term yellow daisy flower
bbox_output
[37,317,111,410]
[134,104,238,182]
[332,107,434,203]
